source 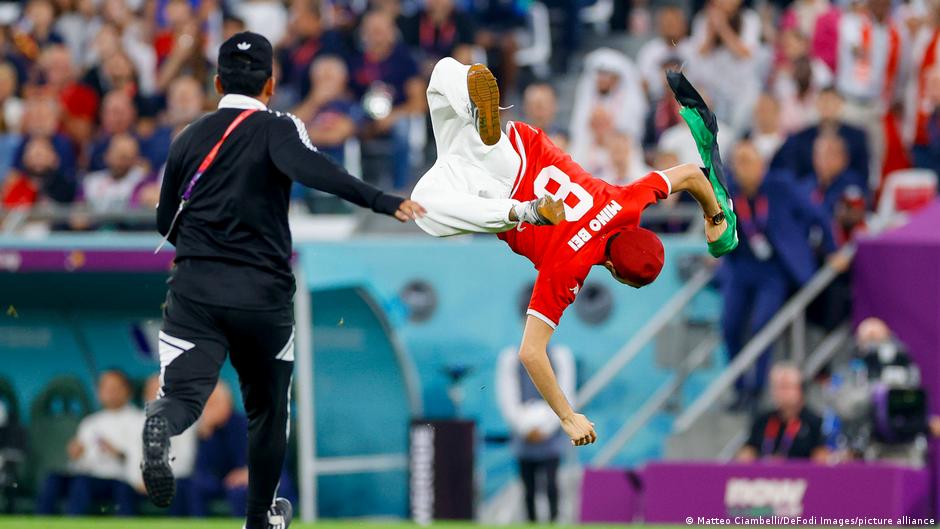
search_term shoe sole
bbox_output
[467,64,501,146]
[142,415,175,508]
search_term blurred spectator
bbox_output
[569,48,646,165]
[79,133,151,214]
[236,0,288,47]
[399,0,475,77]
[806,131,869,218]
[1,136,73,206]
[906,5,940,174]
[772,87,870,183]
[522,83,567,149]
[88,90,137,172]
[127,374,197,516]
[496,344,575,523]
[18,0,64,51]
[687,0,763,133]
[911,68,940,175]
[36,370,140,515]
[804,132,861,328]
[0,63,22,183]
[353,10,426,190]
[749,93,786,162]
[737,362,829,462]
[781,0,834,43]
[184,381,249,518]
[722,140,835,407]
[771,29,833,133]
[636,3,691,102]
[135,74,206,175]
[835,0,906,186]
[153,0,209,92]
[12,95,77,178]
[275,1,351,105]
[473,0,527,100]
[591,131,651,185]
[642,58,685,150]
[83,26,154,104]
[34,45,98,146]
[293,55,361,166]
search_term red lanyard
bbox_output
[734,195,769,235]
[155,108,257,252]
[419,15,455,50]
[762,415,802,457]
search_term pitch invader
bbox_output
[412,58,738,446]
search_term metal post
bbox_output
[576,267,715,408]
[790,312,806,364]
[293,264,317,522]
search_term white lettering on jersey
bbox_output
[588,200,623,232]
[567,228,592,251]
[568,200,624,252]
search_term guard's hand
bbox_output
[536,196,566,225]
[560,413,597,447]
[395,199,426,222]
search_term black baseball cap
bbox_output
[218,31,273,77]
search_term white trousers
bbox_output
[412,58,523,237]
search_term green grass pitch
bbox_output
[0,519,696,529]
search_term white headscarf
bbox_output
[569,48,648,165]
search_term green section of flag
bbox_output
[677,106,739,258]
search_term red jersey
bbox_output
[498,121,671,328]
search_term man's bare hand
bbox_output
[560,413,596,446]
[67,439,84,460]
[395,199,427,222]
[536,196,566,225]
[705,217,727,244]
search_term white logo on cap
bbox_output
[237,42,251,50]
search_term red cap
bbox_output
[607,228,665,286]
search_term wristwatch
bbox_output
[706,210,725,225]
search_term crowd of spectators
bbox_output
[0,0,934,229]
[33,371,292,516]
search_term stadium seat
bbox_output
[877,169,938,218]
[25,376,92,494]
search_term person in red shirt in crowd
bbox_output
[33,45,99,145]
[1,135,73,206]
[412,58,735,447]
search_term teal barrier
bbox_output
[0,233,725,516]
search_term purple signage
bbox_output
[0,249,174,272]
[579,468,641,523]
[642,461,932,524]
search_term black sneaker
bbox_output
[267,498,293,529]
[141,414,175,508]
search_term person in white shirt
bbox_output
[686,0,765,135]
[63,370,141,515]
[126,375,197,515]
[569,48,648,165]
[750,93,787,162]
[636,3,693,102]
[496,338,575,523]
[80,134,151,215]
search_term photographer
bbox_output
[825,318,940,466]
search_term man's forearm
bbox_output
[519,345,575,420]
[665,164,722,217]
